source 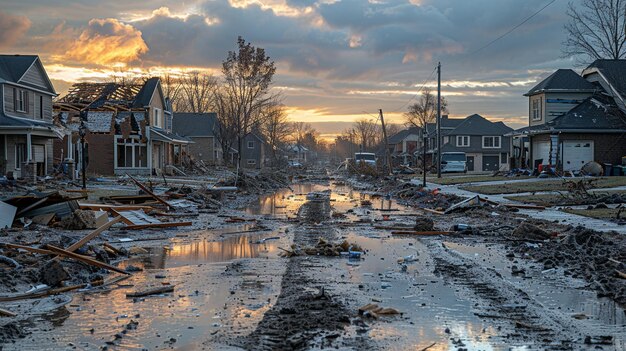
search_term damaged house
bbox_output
[53,78,191,176]
[510,61,626,172]
[0,54,59,180]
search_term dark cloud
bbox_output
[0,11,31,49]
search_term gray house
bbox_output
[0,55,58,179]
[172,112,222,165]
[510,61,626,172]
[439,114,513,172]
[231,133,266,169]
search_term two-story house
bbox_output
[437,114,513,172]
[54,77,190,176]
[172,112,223,165]
[511,61,626,172]
[387,127,421,166]
[0,55,58,179]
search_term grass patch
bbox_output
[563,207,624,221]
[462,177,626,195]
[505,190,626,206]
[428,175,531,185]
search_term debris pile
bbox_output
[514,226,626,306]
[217,170,290,192]
[279,238,363,257]
[382,182,465,210]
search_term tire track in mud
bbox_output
[235,193,371,350]
[429,240,602,350]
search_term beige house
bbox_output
[0,55,59,179]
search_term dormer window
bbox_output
[531,98,542,121]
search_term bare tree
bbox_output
[291,122,314,145]
[404,88,448,129]
[563,0,626,64]
[161,74,183,111]
[353,118,379,152]
[178,72,218,113]
[213,87,238,165]
[220,37,276,170]
[260,99,292,164]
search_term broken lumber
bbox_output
[66,216,122,252]
[1,243,56,256]
[44,245,130,275]
[0,308,16,317]
[419,208,445,215]
[126,286,174,298]
[124,221,192,230]
[391,231,453,235]
[103,243,124,256]
[617,270,626,279]
[504,203,546,210]
[126,173,172,210]
[79,203,155,212]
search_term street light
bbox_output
[78,115,88,190]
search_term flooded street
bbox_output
[5,182,626,350]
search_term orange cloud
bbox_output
[0,11,31,49]
[64,18,148,66]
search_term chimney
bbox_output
[442,114,449,120]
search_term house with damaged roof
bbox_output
[510,61,626,172]
[0,54,59,180]
[53,77,191,176]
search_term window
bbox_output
[116,138,147,168]
[531,98,542,121]
[456,136,470,147]
[247,159,256,165]
[247,141,254,149]
[15,143,26,169]
[39,95,43,119]
[14,89,27,113]
[153,108,161,128]
[483,136,501,148]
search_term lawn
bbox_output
[462,177,626,195]
[563,207,625,221]
[427,174,531,185]
[504,190,626,206]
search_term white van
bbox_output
[441,152,467,173]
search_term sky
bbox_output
[0,0,577,138]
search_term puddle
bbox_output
[121,232,285,270]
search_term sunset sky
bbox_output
[1,0,574,137]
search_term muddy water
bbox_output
[7,183,626,350]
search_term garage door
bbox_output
[482,155,500,171]
[563,141,593,171]
[532,141,550,166]
[32,145,45,163]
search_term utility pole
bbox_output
[436,62,442,179]
[379,109,393,175]
[422,127,427,187]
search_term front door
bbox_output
[466,156,475,172]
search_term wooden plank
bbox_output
[2,243,56,255]
[617,270,626,279]
[504,203,546,210]
[391,231,453,235]
[126,173,172,210]
[124,221,192,230]
[0,308,16,317]
[103,243,124,256]
[126,286,174,298]
[79,203,155,212]
[44,245,131,275]
[65,216,123,253]
[420,208,445,215]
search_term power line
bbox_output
[468,0,557,57]
[389,66,437,114]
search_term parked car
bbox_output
[354,152,377,166]
[441,152,467,173]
